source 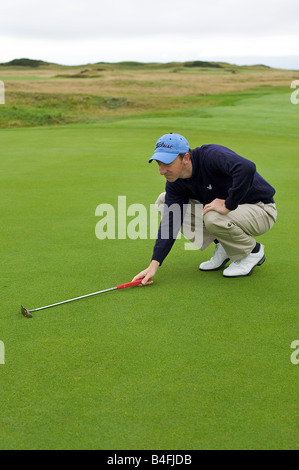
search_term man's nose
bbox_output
[159,164,166,175]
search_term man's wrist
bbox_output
[150,260,160,268]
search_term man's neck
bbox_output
[182,160,193,179]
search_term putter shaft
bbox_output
[21,278,148,317]
[29,286,117,313]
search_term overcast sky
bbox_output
[1,0,298,69]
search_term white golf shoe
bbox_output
[223,244,265,278]
[199,243,230,271]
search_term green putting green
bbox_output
[0,86,298,449]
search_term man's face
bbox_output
[156,155,184,183]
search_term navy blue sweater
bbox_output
[152,144,275,265]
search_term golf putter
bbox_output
[21,278,151,318]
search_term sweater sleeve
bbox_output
[225,158,256,210]
[151,182,189,265]
[205,146,257,211]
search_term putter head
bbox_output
[21,305,32,318]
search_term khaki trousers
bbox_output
[155,193,277,261]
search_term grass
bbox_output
[0,60,297,128]
[0,61,298,450]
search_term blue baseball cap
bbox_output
[148,133,189,164]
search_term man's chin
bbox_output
[165,176,177,182]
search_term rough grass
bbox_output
[0,61,298,128]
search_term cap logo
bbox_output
[155,142,173,150]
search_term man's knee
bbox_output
[155,192,166,216]
[204,211,230,233]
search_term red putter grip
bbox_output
[117,278,152,289]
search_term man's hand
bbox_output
[202,198,230,216]
[132,260,160,285]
